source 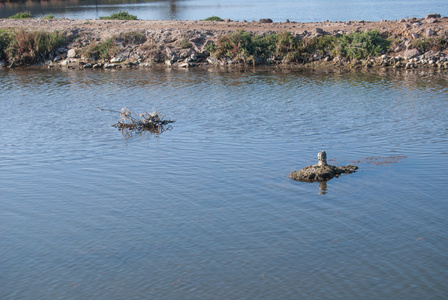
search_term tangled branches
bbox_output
[97,107,175,135]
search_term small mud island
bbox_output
[0,14,447,70]
[289,151,358,182]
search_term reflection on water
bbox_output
[1,67,448,299]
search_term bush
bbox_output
[201,16,224,22]
[99,11,137,20]
[0,30,12,60]
[334,30,390,59]
[8,11,33,19]
[6,29,66,65]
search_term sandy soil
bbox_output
[1,16,447,39]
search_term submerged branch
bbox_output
[97,106,175,133]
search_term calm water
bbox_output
[1,67,448,299]
[1,0,447,22]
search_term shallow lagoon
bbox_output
[1,67,447,299]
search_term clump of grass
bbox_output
[201,16,224,22]
[116,31,146,46]
[43,13,55,20]
[99,11,137,20]
[179,39,192,49]
[8,11,33,19]
[411,37,447,52]
[5,29,66,65]
[207,29,391,64]
[84,38,117,60]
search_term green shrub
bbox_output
[43,13,55,20]
[84,38,117,59]
[6,29,66,65]
[0,30,12,60]
[99,11,137,20]
[201,16,224,22]
[411,37,447,52]
[334,30,390,59]
[8,11,33,19]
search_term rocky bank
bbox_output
[0,13,447,70]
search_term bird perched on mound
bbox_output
[289,151,358,182]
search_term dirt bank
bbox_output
[1,14,447,70]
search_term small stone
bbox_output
[426,29,436,37]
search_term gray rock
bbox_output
[404,48,421,59]
[178,62,190,68]
[0,60,5,67]
[259,18,273,23]
[425,13,441,19]
[165,59,174,67]
[206,57,219,65]
[426,29,436,37]
[104,63,117,69]
[110,57,124,63]
[67,49,76,58]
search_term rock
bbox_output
[206,57,219,65]
[0,60,5,67]
[289,151,358,183]
[178,62,190,68]
[404,48,421,59]
[425,13,441,19]
[426,29,436,37]
[110,57,124,63]
[67,49,76,58]
[259,18,273,23]
[165,59,174,67]
[104,63,117,69]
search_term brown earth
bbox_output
[1,15,447,69]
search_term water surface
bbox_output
[1,0,447,22]
[1,67,448,299]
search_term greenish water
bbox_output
[1,67,447,299]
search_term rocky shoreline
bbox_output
[0,14,447,70]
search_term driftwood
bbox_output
[289,151,358,182]
[97,107,174,133]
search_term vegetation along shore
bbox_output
[0,13,447,70]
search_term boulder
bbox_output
[67,49,76,58]
[425,13,441,19]
[404,48,421,59]
[259,18,273,23]
[289,151,358,183]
